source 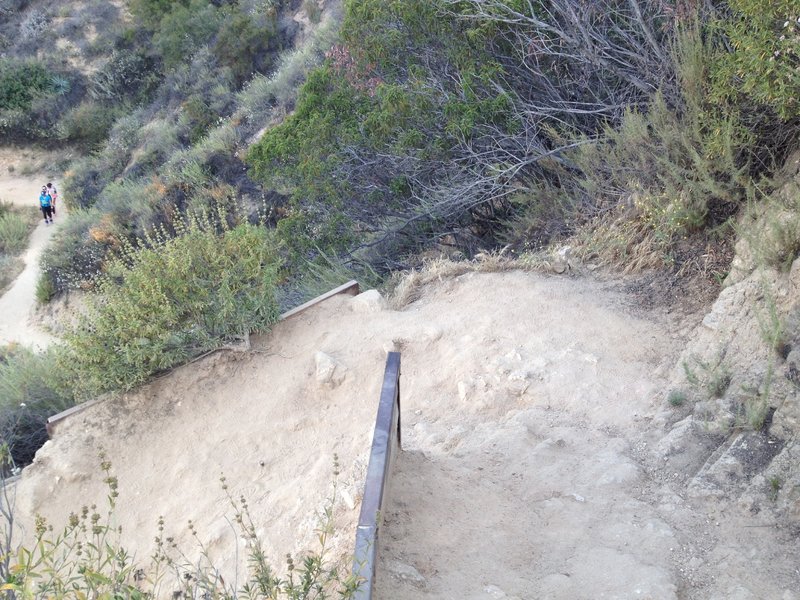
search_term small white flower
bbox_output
[784,21,790,27]
[19,402,26,407]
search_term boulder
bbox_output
[351,289,388,312]
[314,351,346,387]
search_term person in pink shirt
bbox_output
[46,182,58,216]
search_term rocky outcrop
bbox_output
[653,163,800,527]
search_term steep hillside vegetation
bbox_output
[248,0,799,284]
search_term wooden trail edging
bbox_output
[279,280,359,321]
[46,280,361,435]
[353,351,402,599]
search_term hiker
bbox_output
[46,182,58,216]
[38,186,53,224]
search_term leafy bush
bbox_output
[513,22,755,273]
[39,208,109,295]
[181,94,217,144]
[130,0,187,29]
[129,117,180,173]
[90,49,158,104]
[154,0,222,70]
[34,273,56,304]
[213,10,280,85]
[0,346,75,467]
[235,13,342,130]
[246,0,520,270]
[58,100,121,148]
[0,61,75,141]
[0,60,53,112]
[712,0,800,119]
[668,389,687,407]
[64,215,281,396]
[63,157,111,210]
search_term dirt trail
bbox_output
[375,272,684,599]
[373,273,799,600]
[0,163,63,349]
[12,271,800,598]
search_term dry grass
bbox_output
[386,253,525,309]
[0,256,25,295]
[571,206,667,274]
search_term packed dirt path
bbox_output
[0,148,66,349]
[0,218,58,349]
[0,177,62,349]
[12,271,800,598]
[374,272,683,599]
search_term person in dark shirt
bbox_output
[38,186,53,224]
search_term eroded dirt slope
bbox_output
[13,270,800,599]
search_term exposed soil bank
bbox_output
[12,271,800,598]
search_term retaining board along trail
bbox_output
[353,351,402,599]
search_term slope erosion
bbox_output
[12,270,800,598]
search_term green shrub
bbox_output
[59,100,121,148]
[668,389,687,407]
[102,110,145,175]
[64,215,281,397]
[0,346,75,467]
[0,60,69,141]
[35,274,56,304]
[292,249,382,305]
[213,10,279,85]
[0,60,54,112]
[712,0,800,119]
[182,94,217,144]
[583,25,751,231]
[94,179,160,238]
[0,211,31,254]
[128,118,180,173]
[154,0,222,70]
[527,22,758,271]
[234,14,342,129]
[90,50,158,104]
[63,157,112,210]
[130,0,187,29]
[40,208,109,295]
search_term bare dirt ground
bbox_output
[12,271,800,598]
[0,148,66,349]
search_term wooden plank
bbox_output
[46,398,103,436]
[353,352,402,599]
[279,280,360,321]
